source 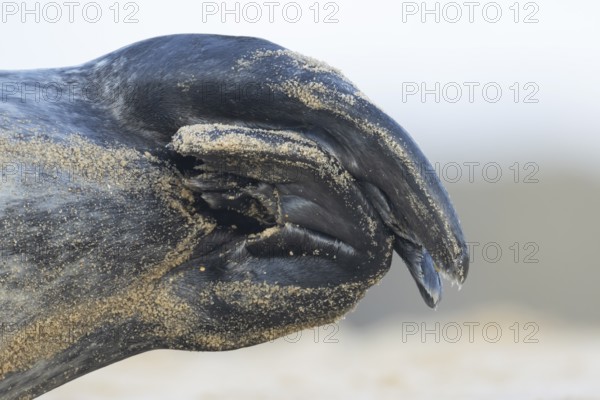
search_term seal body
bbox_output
[0,35,468,399]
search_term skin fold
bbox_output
[0,34,468,399]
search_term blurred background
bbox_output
[2,0,598,398]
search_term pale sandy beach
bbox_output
[38,306,600,400]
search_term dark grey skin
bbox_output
[0,35,468,399]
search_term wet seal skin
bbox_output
[0,34,469,399]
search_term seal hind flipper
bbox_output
[0,34,469,398]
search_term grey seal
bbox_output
[0,34,468,399]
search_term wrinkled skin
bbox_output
[0,35,468,399]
